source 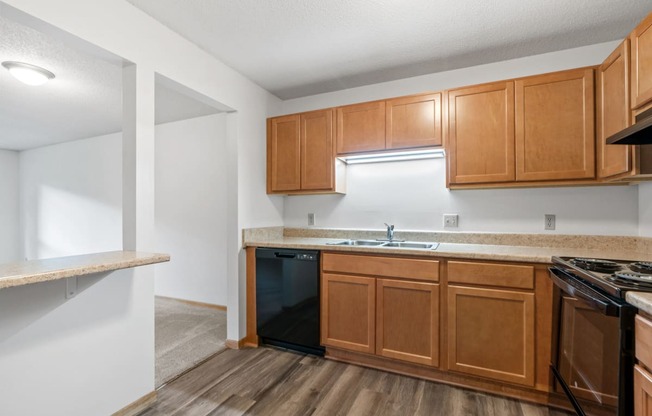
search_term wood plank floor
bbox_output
[142,347,572,416]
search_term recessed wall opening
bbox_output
[153,73,233,387]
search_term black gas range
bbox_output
[548,256,652,416]
[552,256,652,299]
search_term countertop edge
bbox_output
[244,238,652,265]
[0,251,170,290]
[244,240,556,264]
[626,292,652,316]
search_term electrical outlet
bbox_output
[545,214,556,230]
[308,213,315,226]
[66,277,78,299]
[443,214,459,228]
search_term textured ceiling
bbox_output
[126,0,652,99]
[0,14,220,151]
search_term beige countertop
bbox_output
[627,292,652,316]
[244,236,652,264]
[245,226,652,311]
[0,251,170,290]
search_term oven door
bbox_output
[549,267,636,416]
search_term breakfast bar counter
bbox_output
[0,250,170,290]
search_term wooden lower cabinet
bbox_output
[376,279,439,367]
[447,285,535,387]
[321,253,440,367]
[317,253,552,405]
[321,273,375,353]
[636,365,652,416]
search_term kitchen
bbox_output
[1,1,652,415]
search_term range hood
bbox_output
[607,106,652,145]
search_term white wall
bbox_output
[0,268,153,416]
[4,0,284,353]
[0,149,19,263]
[19,132,123,260]
[155,114,228,305]
[281,42,641,236]
[281,42,620,114]
[0,7,284,415]
[640,182,652,237]
[284,159,639,235]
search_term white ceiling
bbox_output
[0,13,221,151]
[2,1,651,150]
[126,0,652,99]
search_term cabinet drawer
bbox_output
[448,261,534,289]
[322,253,439,282]
[637,315,652,369]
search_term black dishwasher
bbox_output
[255,248,324,355]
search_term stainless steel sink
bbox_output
[327,239,387,246]
[326,240,439,249]
[383,241,439,249]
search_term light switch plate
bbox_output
[308,213,315,226]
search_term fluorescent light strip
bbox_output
[339,149,445,165]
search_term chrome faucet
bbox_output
[384,223,395,242]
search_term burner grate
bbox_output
[614,271,652,284]
[571,258,622,273]
[631,262,652,274]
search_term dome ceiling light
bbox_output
[2,61,55,86]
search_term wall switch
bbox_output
[443,214,459,228]
[308,213,315,226]
[545,214,556,230]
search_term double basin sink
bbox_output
[326,239,439,250]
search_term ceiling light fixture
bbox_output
[338,148,446,165]
[2,61,55,86]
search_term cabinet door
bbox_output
[632,13,652,109]
[386,93,442,150]
[301,109,334,190]
[321,273,375,354]
[515,68,595,181]
[447,285,535,386]
[376,279,439,367]
[267,115,301,192]
[336,101,386,154]
[447,81,515,184]
[598,40,632,179]
[636,365,652,416]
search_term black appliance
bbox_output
[549,256,650,416]
[607,105,652,146]
[255,247,324,356]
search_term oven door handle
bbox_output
[549,267,618,316]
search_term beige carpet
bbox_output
[155,296,227,387]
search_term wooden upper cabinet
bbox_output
[386,93,442,150]
[376,279,439,367]
[336,101,386,154]
[267,115,301,192]
[447,81,516,184]
[515,68,595,181]
[268,109,340,194]
[301,109,334,190]
[631,13,652,109]
[598,40,632,179]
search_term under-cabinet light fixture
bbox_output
[2,61,55,86]
[338,148,445,165]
